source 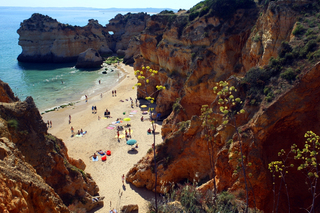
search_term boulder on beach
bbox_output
[76,48,103,69]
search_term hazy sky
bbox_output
[1,0,201,10]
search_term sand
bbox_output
[42,63,162,213]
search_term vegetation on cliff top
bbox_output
[242,1,320,106]
[188,0,255,21]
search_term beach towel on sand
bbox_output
[92,156,98,161]
[106,126,114,130]
[97,152,105,156]
[115,134,126,139]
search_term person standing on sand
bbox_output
[122,174,125,185]
[112,90,114,97]
[69,115,71,124]
[47,120,50,128]
[117,130,120,140]
[114,90,117,96]
[49,121,52,128]
[85,95,88,102]
[71,126,74,136]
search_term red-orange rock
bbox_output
[0,80,101,212]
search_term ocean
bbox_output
[0,7,134,113]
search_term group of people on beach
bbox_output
[125,128,131,140]
[70,126,86,136]
[112,90,117,97]
[104,109,111,118]
[92,106,97,114]
[46,120,52,128]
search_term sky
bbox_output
[1,0,201,10]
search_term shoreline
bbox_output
[39,64,128,115]
[42,62,163,212]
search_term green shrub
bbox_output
[45,134,57,142]
[7,119,18,129]
[105,56,123,65]
[250,99,257,105]
[307,49,320,61]
[253,33,260,42]
[215,191,238,213]
[172,97,182,112]
[307,19,316,28]
[199,6,209,17]
[263,87,270,95]
[265,91,274,102]
[243,67,273,88]
[300,39,317,57]
[305,28,314,36]
[189,1,204,13]
[279,41,293,58]
[306,34,317,41]
[151,183,242,213]
[226,139,233,148]
[160,10,174,14]
[280,68,297,81]
[189,11,199,21]
[292,22,305,36]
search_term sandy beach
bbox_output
[42,63,163,213]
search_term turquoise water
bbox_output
[0,7,126,112]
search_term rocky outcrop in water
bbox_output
[17,12,150,63]
[0,80,102,212]
[76,48,103,68]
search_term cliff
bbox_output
[17,12,149,63]
[14,1,320,212]
[0,80,101,212]
[127,1,320,212]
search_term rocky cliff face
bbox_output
[106,12,150,63]
[127,1,320,212]
[17,12,149,63]
[0,80,101,212]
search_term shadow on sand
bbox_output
[129,183,157,201]
[127,149,138,154]
[87,202,104,213]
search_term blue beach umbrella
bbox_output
[127,139,137,145]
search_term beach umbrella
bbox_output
[127,139,137,145]
[123,117,131,121]
[141,105,148,108]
